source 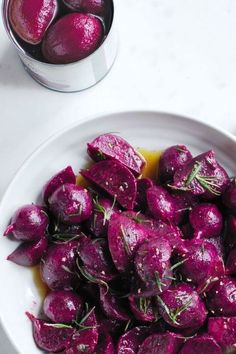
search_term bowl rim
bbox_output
[0,109,236,353]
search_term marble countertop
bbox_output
[1,0,236,352]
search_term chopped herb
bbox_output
[52,233,81,242]
[120,225,132,256]
[73,304,97,332]
[139,297,150,314]
[93,195,116,226]
[154,271,166,292]
[198,277,219,294]
[76,259,109,293]
[44,323,73,329]
[185,162,202,186]
[170,258,188,271]
[124,319,132,332]
[156,295,192,325]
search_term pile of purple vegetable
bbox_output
[4,133,236,353]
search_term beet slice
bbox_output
[65,307,98,354]
[40,240,79,290]
[208,317,236,352]
[117,326,149,354]
[26,312,75,352]
[179,334,222,354]
[78,237,116,282]
[42,166,76,203]
[129,295,156,322]
[43,290,84,324]
[147,186,177,224]
[134,238,172,296]
[94,332,115,354]
[172,150,230,199]
[7,236,48,266]
[157,283,207,329]
[9,0,58,45]
[207,276,236,316]
[107,213,147,272]
[87,134,146,176]
[81,160,137,210]
[99,286,130,321]
[159,144,192,183]
[138,332,184,354]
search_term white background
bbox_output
[1,0,236,351]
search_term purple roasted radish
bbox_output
[42,166,76,204]
[87,133,146,176]
[179,334,222,354]
[65,307,99,354]
[177,239,224,290]
[172,150,230,199]
[147,186,177,223]
[9,0,57,44]
[129,295,156,322]
[207,276,236,316]
[42,13,103,64]
[86,197,120,237]
[43,290,84,324]
[138,332,184,354]
[99,286,130,321]
[48,183,92,224]
[117,326,149,354]
[40,240,79,290]
[81,160,137,210]
[134,238,173,296]
[4,204,48,241]
[107,213,147,272]
[136,178,154,211]
[208,317,236,352]
[157,283,207,329]
[78,237,116,282]
[95,332,115,354]
[189,203,223,239]
[7,236,48,266]
[26,312,75,352]
[226,248,236,274]
[222,178,236,214]
[159,144,192,183]
[64,0,106,16]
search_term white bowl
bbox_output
[0,111,236,354]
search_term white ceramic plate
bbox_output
[0,111,236,354]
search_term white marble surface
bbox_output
[1,0,236,352]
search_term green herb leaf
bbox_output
[185,162,202,187]
[44,323,73,329]
[76,259,109,293]
[170,258,188,271]
[154,271,166,292]
[120,225,132,256]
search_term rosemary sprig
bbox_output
[124,319,132,332]
[185,162,202,186]
[120,225,132,256]
[93,195,116,226]
[195,175,221,196]
[44,323,73,329]
[76,259,109,293]
[139,297,150,314]
[154,271,166,292]
[198,276,219,294]
[73,304,97,332]
[156,295,192,325]
[170,258,188,271]
[52,233,81,242]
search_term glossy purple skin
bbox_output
[43,290,83,324]
[95,332,115,354]
[7,236,48,266]
[207,276,236,316]
[81,160,137,210]
[208,317,236,351]
[178,239,225,289]
[172,191,198,225]
[136,178,154,211]
[86,197,120,237]
[179,335,222,354]
[117,326,149,354]
[172,150,230,199]
[226,248,236,274]
[87,133,146,176]
[129,295,156,322]
[65,308,98,354]
[222,178,236,214]
[138,332,184,354]
[147,186,177,223]
[9,0,57,44]
[159,144,192,183]
[107,213,147,272]
[99,286,130,321]
[42,13,103,64]
[26,312,75,352]
[4,204,48,241]
[134,238,172,296]
[48,183,92,224]
[64,0,106,16]
[189,203,223,239]
[225,214,236,249]
[78,237,116,281]
[42,166,76,204]
[40,241,79,290]
[157,284,207,329]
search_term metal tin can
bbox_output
[2,0,118,92]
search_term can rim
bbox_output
[2,0,115,67]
